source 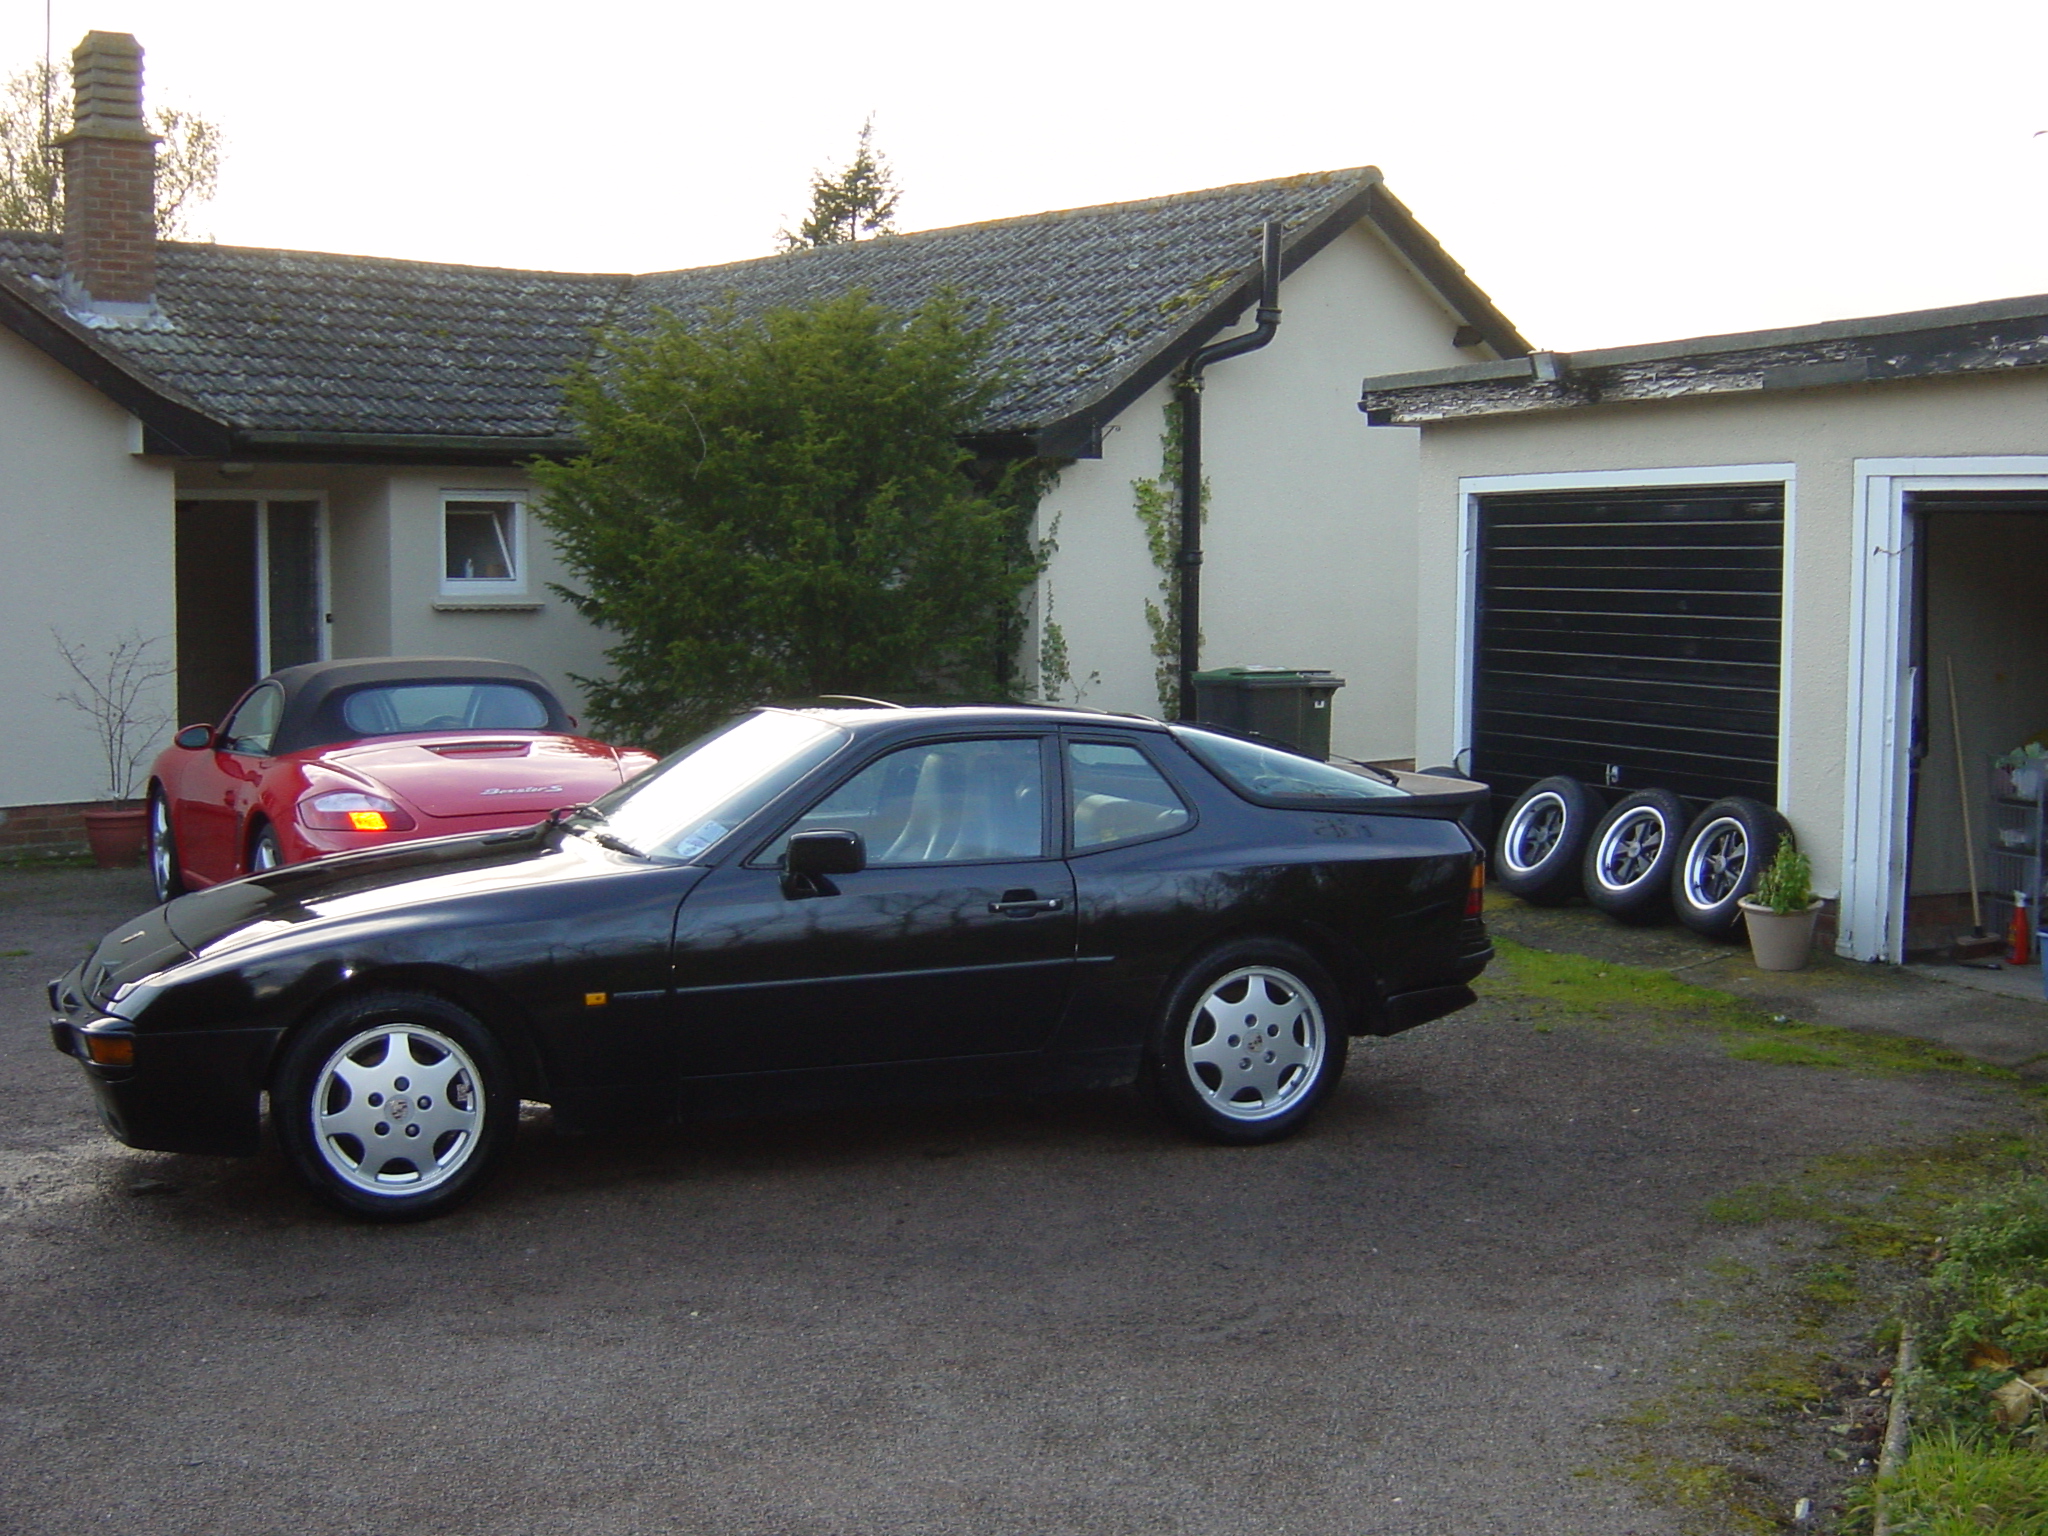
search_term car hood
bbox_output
[155,826,576,959]
[319,735,633,818]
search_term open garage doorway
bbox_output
[174,498,325,727]
[1903,491,2048,963]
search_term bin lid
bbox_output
[1192,666,1345,687]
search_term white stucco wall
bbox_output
[0,330,178,808]
[1032,222,1486,762]
[381,470,612,723]
[1405,369,2048,906]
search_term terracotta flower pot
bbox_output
[1738,898,1823,971]
[82,805,148,868]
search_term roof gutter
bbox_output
[1175,219,1283,718]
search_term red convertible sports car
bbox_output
[146,657,658,902]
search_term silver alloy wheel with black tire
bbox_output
[146,787,185,904]
[1148,939,1348,1145]
[250,823,283,873]
[1671,797,1789,940]
[1581,788,1689,924]
[1494,776,1601,905]
[274,991,514,1220]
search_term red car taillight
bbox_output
[1466,860,1485,918]
[296,791,417,833]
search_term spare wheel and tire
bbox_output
[1581,789,1689,924]
[1494,776,1601,905]
[1672,797,1788,939]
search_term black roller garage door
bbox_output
[1474,484,1784,809]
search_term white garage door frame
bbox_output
[1843,457,2048,962]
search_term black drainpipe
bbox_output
[1175,218,1283,718]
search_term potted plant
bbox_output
[1738,832,1821,971]
[51,629,174,868]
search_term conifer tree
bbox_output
[778,117,901,250]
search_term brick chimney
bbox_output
[57,32,158,308]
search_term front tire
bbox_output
[1672,798,1788,939]
[147,787,186,904]
[1148,940,1348,1145]
[1494,776,1601,904]
[273,992,513,1220]
[1582,789,1688,924]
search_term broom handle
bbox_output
[1948,655,1984,933]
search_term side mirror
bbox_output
[175,724,213,750]
[781,828,865,898]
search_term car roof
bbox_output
[258,657,571,755]
[788,702,1171,735]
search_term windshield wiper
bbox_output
[1330,754,1402,785]
[587,829,647,859]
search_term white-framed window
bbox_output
[440,495,526,595]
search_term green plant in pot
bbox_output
[1738,832,1821,970]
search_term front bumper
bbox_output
[49,971,277,1157]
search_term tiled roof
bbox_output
[0,168,1518,454]
[0,232,627,439]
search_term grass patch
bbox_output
[1488,939,2015,1082]
[1850,1431,2048,1533]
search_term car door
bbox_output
[667,734,1077,1074]
[177,682,282,883]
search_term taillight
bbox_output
[1466,860,1485,918]
[297,791,417,833]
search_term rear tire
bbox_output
[1148,939,1348,1145]
[1672,798,1788,939]
[273,991,514,1221]
[1494,776,1600,904]
[147,787,186,904]
[1582,789,1688,924]
[250,822,284,873]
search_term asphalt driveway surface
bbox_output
[0,865,2033,1535]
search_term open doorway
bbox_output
[173,498,325,728]
[1904,492,2048,969]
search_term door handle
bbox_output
[988,893,1066,916]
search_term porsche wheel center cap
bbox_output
[386,1097,411,1122]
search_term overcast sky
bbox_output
[6,0,2045,351]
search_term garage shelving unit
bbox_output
[1984,764,2048,948]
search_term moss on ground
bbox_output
[1488,938,2017,1082]
[1479,939,2048,1531]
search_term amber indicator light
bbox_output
[346,810,392,831]
[584,992,608,1007]
[1466,861,1485,918]
[82,1033,135,1067]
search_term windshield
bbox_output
[1172,726,1410,802]
[580,710,850,860]
[338,682,552,736]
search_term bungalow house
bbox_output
[1361,295,2048,963]
[1,31,1529,855]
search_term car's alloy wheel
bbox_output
[1671,797,1788,940]
[1494,776,1600,905]
[274,992,513,1220]
[147,788,185,904]
[1581,788,1688,924]
[1150,940,1347,1144]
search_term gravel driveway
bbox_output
[1,865,2032,1535]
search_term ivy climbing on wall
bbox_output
[1032,513,1098,705]
[1131,398,1207,717]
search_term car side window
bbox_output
[764,738,1046,866]
[220,684,284,756]
[1069,741,1191,850]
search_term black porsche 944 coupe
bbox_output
[51,705,1492,1219]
